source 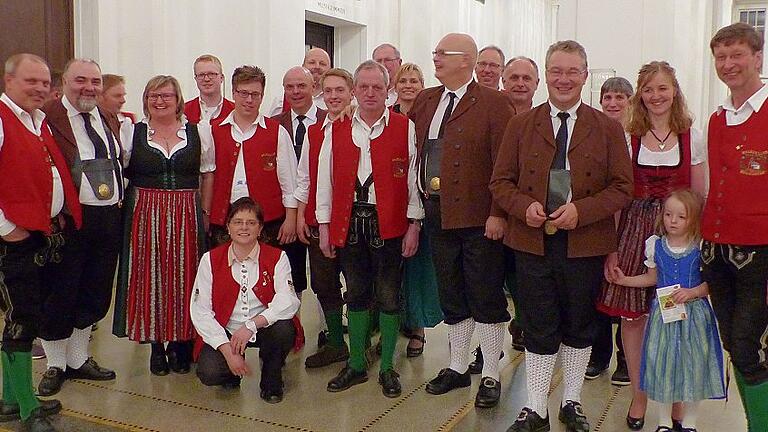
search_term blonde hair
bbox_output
[393,63,424,86]
[142,75,185,121]
[626,61,693,136]
[102,74,125,92]
[194,54,223,73]
[321,68,353,89]
[654,189,703,241]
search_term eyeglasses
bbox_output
[376,57,401,64]
[195,72,221,80]
[477,61,502,70]
[147,93,176,102]
[545,68,586,79]
[234,89,263,100]
[432,50,466,58]
[230,219,260,228]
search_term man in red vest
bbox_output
[295,68,353,368]
[184,54,235,125]
[0,53,83,432]
[704,23,768,431]
[316,60,423,398]
[191,198,300,403]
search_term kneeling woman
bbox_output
[190,198,301,403]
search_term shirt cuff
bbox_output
[0,219,17,237]
[282,195,298,209]
[259,310,276,327]
[406,205,425,220]
[315,209,330,224]
[208,334,230,351]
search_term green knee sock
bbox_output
[347,310,370,372]
[379,313,399,372]
[1,351,16,405]
[324,309,346,349]
[735,369,749,424]
[2,351,39,419]
[742,375,768,432]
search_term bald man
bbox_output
[267,48,331,116]
[409,33,513,409]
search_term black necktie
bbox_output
[552,112,570,170]
[294,115,306,160]
[437,92,456,139]
[81,112,108,159]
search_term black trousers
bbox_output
[423,198,509,325]
[702,241,768,384]
[307,226,344,312]
[0,234,48,353]
[40,205,121,340]
[196,319,295,390]
[590,310,624,367]
[515,231,604,355]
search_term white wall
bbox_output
[74,0,555,115]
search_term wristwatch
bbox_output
[245,319,258,334]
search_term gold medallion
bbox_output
[98,183,111,198]
[429,176,441,191]
[544,220,558,235]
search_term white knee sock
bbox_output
[655,401,673,428]
[66,327,91,369]
[683,401,700,429]
[447,318,475,374]
[526,351,557,418]
[316,300,327,331]
[41,338,68,370]
[477,322,505,380]
[560,344,592,406]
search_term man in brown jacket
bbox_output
[491,41,632,432]
[409,33,512,409]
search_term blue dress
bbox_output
[640,236,725,403]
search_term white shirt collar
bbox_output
[719,84,768,114]
[352,105,390,129]
[549,100,581,120]
[441,78,473,102]
[219,111,267,130]
[292,104,318,123]
[227,243,260,266]
[62,94,98,119]
[199,96,223,111]
[0,93,46,126]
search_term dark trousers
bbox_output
[337,205,403,314]
[307,226,344,312]
[703,241,768,384]
[196,319,295,390]
[515,231,604,355]
[0,234,47,353]
[590,310,624,367]
[40,205,121,340]
[423,198,509,324]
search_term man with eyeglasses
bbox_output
[0,53,80,432]
[267,48,331,116]
[184,54,234,125]
[372,43,403,107]
[502,56,540,115]
[409,33,512,409]
[491,40,632,432]
[475,45,505,90]
[37,58,122,398]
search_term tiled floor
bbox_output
[1,292,748,431]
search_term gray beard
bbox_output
[76,98,97,112]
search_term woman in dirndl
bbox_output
[596,61,707,429]
[113,75,215,376]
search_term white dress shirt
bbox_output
[198,97,225,124]
[122,119,215,173]
[62,95,122,206]
[635,127,707,166]
[428,79,473,139]
[211,112,298,208]
[0,94,64,236]
[266,93,327,117]
[315,108,424,224]
[386,88,398,108]
[719,83,768,126]
[295,116,333,204]
[190,244,300,350]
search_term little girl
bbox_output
[615,189,725,432]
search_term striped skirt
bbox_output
[640,297,725,403]
[596,198,662,318]
[113,187,205,342]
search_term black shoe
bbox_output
[305,344,349,368]
[506,407,550,432]
[150,350,169,376]
[654,427,674,432]
[679,428,696,432]
[222,378,241,390]
[672,419,684,431]
[611,360,630,386]
[406,334,426,358]
[0,398,61,422]
[20,406,56,432]
[584,362,608,380]
[260,387,284,403]
[509,320,525,352]
[317,330,329,348]
[559,400,590,432]
[66,358,116,381]
[468,347,484,374]
[425,368,471,395]
[37,367,66,397]
[378,369,401,398]
[166,347,190,374]
[327,365,368,392]
[474,377,501,408]
[626,414,644,430]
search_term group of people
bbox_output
[0,21,765,432]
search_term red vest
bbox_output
[329,113,410,247]
[193,242,304,359]
[184,97,235,125]
[304,122,326,227]
[703,108,768,244]
[630,130,692,199]
[210,119,285,226]
[0,102,82,234]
